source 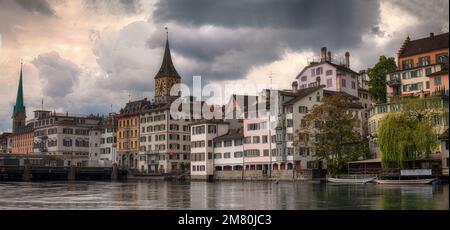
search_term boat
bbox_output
[374,178,436,185]
[327,177,375,184]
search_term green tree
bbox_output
[293,94,367,176]
[378,97,443,169]
[368,56,397,103]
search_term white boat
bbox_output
[327,177,375,184]
[374,178,436,185]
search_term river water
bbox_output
[0,180,447,210]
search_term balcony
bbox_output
[387,78,401,87]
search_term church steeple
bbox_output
[155,28,180,79]
[12,61,26,132]
[154,28,181,103]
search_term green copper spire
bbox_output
[12,62,25,118]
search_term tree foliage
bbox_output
[293,94,367,176]
[378,97,443,169]
[368,56,397,103]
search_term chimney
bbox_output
[345,51,350,68]
[321,47,327,62]
[327,51,331,62]
[430,32,434,38]
[292,81,298,92]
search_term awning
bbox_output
[348,158,381,164]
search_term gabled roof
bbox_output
[323,90,363,109]
[214,129,244,142]
[119,98,150,115]
[283,85,325,106]
[398,33,449,58]
[295,61,359,79]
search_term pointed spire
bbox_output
[12,61,26,118]
[155,27,180,79]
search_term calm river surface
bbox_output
[0,180,447,210]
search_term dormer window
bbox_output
[316,67,323,75]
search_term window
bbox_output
[244,149,260,157]
[425,67,432,76]
[342,79,347,88]
[351,81,356,89]
[48,128,57,135]
[220,140,231,147]
[214,153,222,159]
[263,149,269,156]
[192,125,205,135]
[285,106,293,114]
[287,119,293,127]
[214,141,222,148]
[63,139,72,147]
[311,68,316,76]
[224,152,231,158]
[410,70,420,78]
[436,53,449,64]
[301,76,307,82]
[298,106,308,113]
[418,56,430,66]
[326,79,332,87]
[253,136,260,143]
[234,152,243,158]
[262,136,268,143]
[326,70,332,76]
[207,125,216,134]
[402,59,413,69]
[403,83,423,92]
[316,67,323,75]
[434,76,442,85]
[63,128,73,134]
[426,81,430,89]
[234,139,243,146]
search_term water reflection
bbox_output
[0,181,447,210]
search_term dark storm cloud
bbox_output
[154,0,378,30]
[15,0,55,16]
[82,0,143,15]
[150,0,380,83]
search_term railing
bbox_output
[387,78,401,86]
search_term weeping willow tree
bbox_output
[378,97,442,169]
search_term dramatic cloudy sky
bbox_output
[0,0,448,132]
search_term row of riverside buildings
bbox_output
[0,32,448,178]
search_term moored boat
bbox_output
[374,178,436,185]
[327,177,375,184]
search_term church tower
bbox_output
[154,28,181,104]
[12,62,26,133]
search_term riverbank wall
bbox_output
[213,169,327,181]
